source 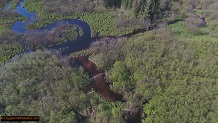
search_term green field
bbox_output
[1,0,218,122]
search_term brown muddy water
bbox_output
[70,56,142,123]
[70,56,123,102]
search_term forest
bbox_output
[0,0,218,123]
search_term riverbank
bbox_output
[70,55,142,123]
[1,0,218,123]
[21,0,147,37]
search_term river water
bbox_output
[3,1,142,122]
[3,0,91,55]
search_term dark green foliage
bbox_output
[0,11,25,32]
[121,0,132,10]
[9,0,21,9]
[109,61,134,93]
[1,0,218,122]
[148,0,161,20]
[0,0,11,9]
[89,28,218,122]
[103,0,121,8]
[0,31,23,66]
[83,90,130,123]
[143,79,218,123]
[23,0,134,36]
[81,12,134,36]
[89,37,126,71]
[0,50,91,122]
[70,50,92,58]
[134,0,148,18]
[21,0,165,36]
[0,50,132,122]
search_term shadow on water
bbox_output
[49,20,91,55]
[3,1,143,122]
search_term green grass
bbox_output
[0,3,26,66]
[0,11,26,33]
[0,31,24,66]
[81,12,134,37]
[54,25,84,43]
[169,21,190,37]
[0,44,24,66]
[169,20,218,42]
[22,0,134,37]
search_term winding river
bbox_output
[4,0,91,55]
[3,1,142,122]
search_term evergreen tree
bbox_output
[121,0,133,10]
[148,0,161,20]
[134,0,148,18]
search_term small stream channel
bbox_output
[4,0,91,55]
[70,56,142,122]
[3,1,142,122]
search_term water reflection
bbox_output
[3,0,91,55]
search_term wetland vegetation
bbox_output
[0,0,218,123]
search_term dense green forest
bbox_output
[0,0,218,123]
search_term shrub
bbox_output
[24,24,80,49]
[185,15,203,35]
